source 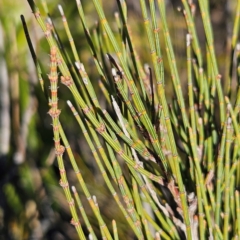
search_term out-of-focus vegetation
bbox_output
[0,0,239,239]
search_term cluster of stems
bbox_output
[23,0,240,239]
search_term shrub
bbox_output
[24,0,240,239]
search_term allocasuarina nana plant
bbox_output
[22,0,240,239]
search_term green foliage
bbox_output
[24,0,240,239]
[1,0,240,239]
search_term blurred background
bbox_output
[0,0,237,239]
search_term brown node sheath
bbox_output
[117,149,124,156]
[70,218,81,227]
[50,46,57,58]
[44,30,51,39]
[50,101,58,109]
[59,179,69,189]
[59,168,66,174]
[54,139,60,148]
[142,148,150,158]
[48,108,61,118]
[68,198,75,207]
[157,56,162,63]
[48,75,58,83]
[96,123,106,134]
[61,76,73,87]
[135,220,141,227]
[82,106,90,114]
[52,124,60,132]
[56,57,63,66]
[133,163,140,170]
[138,110,146,117]
[50,108,61,117]
[216,74,222,81]
[34,11,41,19]
[49,87,58,96]
[55,145,65,156]
[46,22,53,32]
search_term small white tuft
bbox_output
[237,43,240,51]
[112,68,117,76]
[93,195,97,204]
[14,151,24,164]
[199,67,203,73]
[67,100,73,107]
[144,63,150,73]
[88,234,93,240]
[75,61,80,69]
[58,5,64,16]
[188,192,195,201]
[186,34,191,46]
[76,0,81,6]
[227,103,231,110]
[47,17,53,25]
[71,186,76,192]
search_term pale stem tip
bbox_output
[227,117,232,124]
[67,100,72,107]
[114,12,119,18]
[76,0,81,6]
[71,186,76,192]
[88,234,93,240]
[112,68,117,76]
[227,103,231,110]
[188,192,195,201]
[47,17,52,24]
[75,61,80,69]
[111,95,115,102]
[93,195,97,204]
[177,7,182,12]
[236,43,240,50]
[144,63,150,73]
[186,34,191,46]
[58,5,64,16]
